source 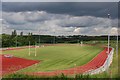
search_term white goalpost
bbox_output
[29,41,31,56]
[28,41,37,57]
[81,41,83,46]
[35,42,37,57]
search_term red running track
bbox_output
[26,47,112,76]
[1,55,39,75]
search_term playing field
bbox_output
[3,44,104,72]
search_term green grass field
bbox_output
[3,44,103,72]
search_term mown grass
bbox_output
[2,42,119,78]
[3,44,103,72]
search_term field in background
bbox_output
[3,44,103,72]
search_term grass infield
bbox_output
[3,44,103,72]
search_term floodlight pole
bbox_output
[116,29,118,56]
[27,12,32,56]
[107,13,111,73]
[39,30,40,46]
[38,11,41,46]
[107,14,110,54]
[116,25,118,76]
[54,32,55,44]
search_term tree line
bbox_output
[1,30,118,48]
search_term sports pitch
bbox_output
[3,44,104,72]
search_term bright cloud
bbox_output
[2,11,118,36]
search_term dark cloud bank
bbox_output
[2,2,118,18]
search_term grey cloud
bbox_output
[2,11,51,25]
[2,11,118,35]
[2,2,118,18]
[2,0,119,2]
[3,12,27,25]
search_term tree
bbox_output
[27,32,35,45]
[12,31,14,36]
[13,30,17,36]
[11,30,17,37]
[20,32,23,36]
[2,34,12,47]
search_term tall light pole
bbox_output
[107,14,110,54]
[116,27,118,76]
[39,30,40,46]
[27,12,32,56]
[37,11,43,46]
[53,31,55,44]
[107,13,111,73]
[116,27,118,56]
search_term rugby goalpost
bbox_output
[28,41,37,57]
[29,41,31,56]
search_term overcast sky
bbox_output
[2,0,120,2]
[1,2,119,36]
